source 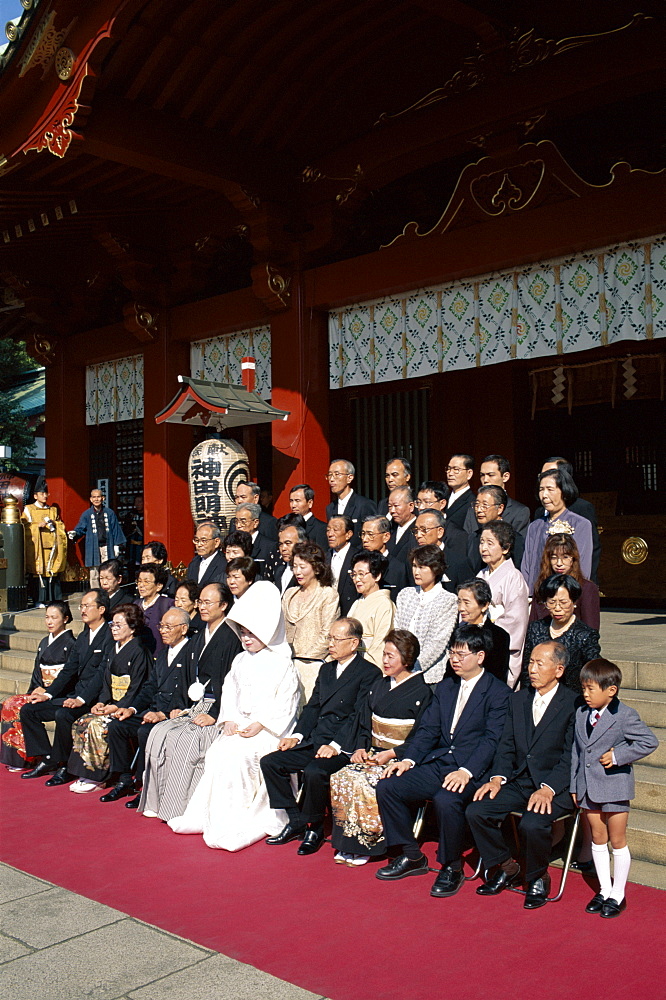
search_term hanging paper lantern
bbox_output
[188,437,249,531]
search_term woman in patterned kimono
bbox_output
[329,630,432,866]
[1,602,74,769]
[67,603,151,793]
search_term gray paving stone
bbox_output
[0,919,210,1000]
[0,886,123,948]
[0,932,32,963]
[128,954,324,1000]
[0,864,51,905]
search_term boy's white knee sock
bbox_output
[591,841,612,898]
[611,845,631,903]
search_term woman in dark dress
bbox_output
[528,533,600,629]
[455,579,512,685]
[1,601,74,769]
[329,630,432,866]
[520,574,601,693]
[68,603,152,793]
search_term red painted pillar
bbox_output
[270,271,331,520]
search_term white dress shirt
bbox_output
[197,552,216,584]
[336,490,354,515]
[330,543,350,583]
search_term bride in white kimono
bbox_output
[168,581,300,851]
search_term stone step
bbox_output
[625,857,666,891]
[642,727,666,769]
[633,764,666,814]
[0,648,35,677]
[627,808,666,866]
[0,628,49,652]
[623,690,666,729]
[616,660,666,694]
[0,669,33,697]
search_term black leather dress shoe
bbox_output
[585,892,606,914]
[297,829,325,855]
[375,854,429,881]
[265,822,305,846]
[21,760,56,780]
[601,897,626,918]
[523,874,551,909]
[100,782,135,802]
[476,864,521,895]
[125,794,142,810]
[45,766,72,786]
[430,866,465,898]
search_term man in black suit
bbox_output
[187,520,227,587]
[361,515,410,601]
[466,640,578,908]
[261,617,381,855]
[537,457,600,582]
[234,502,275,575]
[466,486,524,573]
[101,606,192,804]
[269,519,306,594]
[378,457,412,516]
[232,481,278,541]
[20,589,114,783]
[326,515,360,615]
[375,625,510,895]
[289,483,328,550]
[386,487,417,563]
[464,455,530,538]
[445,454,476,530]
[325,459,376,542]
[413,509,473,591]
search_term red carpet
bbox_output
[1,767,664,1000]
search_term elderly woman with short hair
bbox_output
[477,520,529,689]
[395,544,458,685]
[348,549,396,670]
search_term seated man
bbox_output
[101,607,191,805]
[20,590,113,784]
[466,640,578,909]
[375,624,510,895]
[260,617,380,855]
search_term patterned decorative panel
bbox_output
[329,235,666,388]
[85,355,144,426]
[190,325,272,399]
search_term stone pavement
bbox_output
[0,864,325,1000]
[599,609,666,663]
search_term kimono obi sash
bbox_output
[40,663,65,686]
[371,714,415,749]
[111,674,131,702]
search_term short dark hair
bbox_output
[580,658,622,691]
[351,548,386,581]
[223,530,253,556]
[448,623,489,655]
[543,456,573,476]
[477,485,508,509]
[277,513,307,534]
[99,559,123,580]
[143,541,167,563]
[537,467,579,506]
[86,588,110,615]
[291,541,333,586]
[539,573,582,603]
[387,456,412,475]
[226,556,259,584]
[328,514,354,533]
[46,600,73,625]
[384,628,420,670]
[452,454,474,470]
[410,543,447,582]
[138,563,168,588]
[113,602,144,633]
[340,617,363,640]
[482,454,511,476]
[456,579,492,607]
[418,480,451,501]
[290,483,315,502]
[176,578,200,602]
[480,519,515,555]
[278,519,307,542]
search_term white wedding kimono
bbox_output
[169,582,299,851]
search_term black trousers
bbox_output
[20,699,88,763]
[260,745,348,825]
[376,759,475,866]
[465,776,573,882]
[106,716,155,782]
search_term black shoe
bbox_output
[570,859,596,874]
[45,766,72,787]
[585,892,606,914]
[476,863,521,896]
[21,760,56,780]
[297,829,325,855]
[375,854,429,881]
[430,865,465,898]
[125,794,142,810]
[523,874,551,909]
[100,782,135,803]
[266,822,305,846]
[601,897,626,918]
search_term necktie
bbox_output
[451,682,470,733]
[591,711,600,727]
[532,694,545,726]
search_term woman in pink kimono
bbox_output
[476,520,528,689]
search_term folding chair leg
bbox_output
[413,803,427,840]
[548,809,580,902]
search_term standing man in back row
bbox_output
[378,457,412,516]
[325,459,376,542]
[68,489,125,589]
[464,455,531,538]
[445,455,476,530]
[232,481,278,541]
[289,484,328,550]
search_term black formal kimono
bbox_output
[330,673,432,856]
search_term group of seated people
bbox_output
[3,451,653,916]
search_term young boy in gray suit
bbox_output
[571,658,658,918]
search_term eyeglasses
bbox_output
[360,530,381,539]
[327,634,354,643]
[474,502,499,512]
[545,598,573,609]
[446,466,465,474]
[78,602,98,611]
[349,570,372,580]
[412,525,437,536]
[198,599,221,608]
[326,472,349,480]
[109,621,126,629]
[158,623,184,631]
[448,649,473,661]
[193,536,214,545]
